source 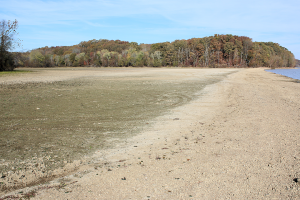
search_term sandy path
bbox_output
[2,68,300,199]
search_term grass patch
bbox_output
[0,70,32,76]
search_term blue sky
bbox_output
[1,0,299,59]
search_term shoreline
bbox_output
[2,68,300,199]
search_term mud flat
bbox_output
[0,67,238,195]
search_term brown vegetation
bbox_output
[17,34,296,68]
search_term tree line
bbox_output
[20,35,295,69]
[0,19,296,71]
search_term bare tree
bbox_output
[242,39,253,65]
[0,19,21,71]
[203,38,210,67]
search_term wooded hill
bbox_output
[18,34,296,68]
[296,59,300,67]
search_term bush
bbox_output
[0,52,17,71]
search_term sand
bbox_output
[0,67,237,194]
[1,67,300,199]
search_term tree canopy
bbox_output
[17,34,296,68]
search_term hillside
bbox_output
[296,59,300,67]
[18,34,296,68]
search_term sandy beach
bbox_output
[1,67,300,199]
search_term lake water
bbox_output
[265,67,300,80]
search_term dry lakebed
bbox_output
[0,67,300,199]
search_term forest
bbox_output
[17,34,296,69]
